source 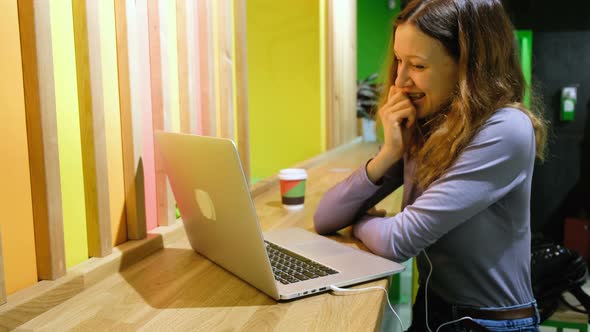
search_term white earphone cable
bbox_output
[422,250,475,332]
[329,284,405,332]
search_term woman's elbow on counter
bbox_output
[313,209,331,235]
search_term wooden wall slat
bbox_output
[325,0,336,149]
[341,0,357,145]
[158,0,179,225]
[197,0,216,136]
[160,0,181,133]
[325,0,357,149]
[0,0,39,294]
[233,0,250,182]
[97,0,127,247]
[18,0,66,280]
[137,0,158,232]
[212,0,235,140]
[72,0,112,259]
[147,0,174,228]
[50,0,89,267]
[219,57,235,139]
[186,0,201,135]
[176,0,191,134]
[115,0,147,240]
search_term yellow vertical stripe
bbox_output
[50,0,88,267]
[0,0,38,294]
[99,0,127,246]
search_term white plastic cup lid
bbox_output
[278,168,307,181]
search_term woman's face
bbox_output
[393,23,459,119]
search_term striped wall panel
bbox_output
[49,0,89,267]
[0,0,39,294]
[0,0,249,297]
[18,0,67,280]
[115,0,147,240]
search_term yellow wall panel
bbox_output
[246,0,322,181]
[0,0,39,294]
[50,0,89,267]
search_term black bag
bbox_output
[531,241,590,323]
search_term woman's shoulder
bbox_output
[469,107,535,157]
[484,107,533,130]
[477,107,534,140]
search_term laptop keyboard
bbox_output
[265,241,339,284]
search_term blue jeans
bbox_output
[406,287,540,332]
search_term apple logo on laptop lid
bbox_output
[194,189,216,221]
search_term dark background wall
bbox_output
[502,0,590,242]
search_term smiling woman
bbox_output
[379,0,548,190]
[314,1,549,331]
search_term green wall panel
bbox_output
[357,0,399,81]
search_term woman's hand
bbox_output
[380,86,416,159]
[366,86,416,184]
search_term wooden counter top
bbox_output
[10,139,398,332]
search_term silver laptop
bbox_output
[154,131,404,300]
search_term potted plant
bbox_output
[357,73,381,141]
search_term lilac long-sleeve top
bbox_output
[314,108,537,307]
